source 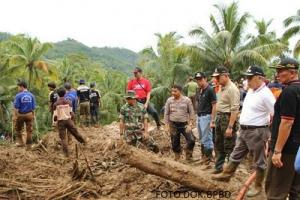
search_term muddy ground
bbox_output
[0,123,266,200]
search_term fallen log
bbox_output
[116,142,231,192]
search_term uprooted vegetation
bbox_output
[0,123,263,200]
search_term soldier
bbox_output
[89,83,101,128]
[211,66,240,174]
[164,85,195,162]
[119,90,159,153]
[212,65,275,198]
[13,80,36,147]
[77,79,90,127]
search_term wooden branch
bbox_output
[116,142,231,192]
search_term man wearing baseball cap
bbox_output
[127,67,161,129]
[77,79,90,127]
[265,57,300,199]
[210,66,240,174]
[213,65,275,197]
[194,72,217,167]
[119,90,159,153]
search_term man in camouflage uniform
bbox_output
[119,90,159,153]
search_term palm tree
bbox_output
[7,36,54,89]
[282,9,300,57]
[99,71,126,123]
[246,19,276,45]
[140,32,192,110]
[189,2,288,77]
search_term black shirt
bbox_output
[77,85,90,103]
[196,85,217,116]
[90,89,100,105]
[271,80,300,154]
[49,90,58,110]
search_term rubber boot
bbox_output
[16,134,25,147]
[211,161,239,182]
[246,168,265,197]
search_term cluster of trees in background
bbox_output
[0,2,299,139]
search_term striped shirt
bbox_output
[216,80,240,113]
[164,95,194,124]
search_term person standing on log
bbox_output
[265,58,300,200]
[211,66,240,174]
[77,79,90,127]
[119,90,159,153]
[127,67,161,130]
[212,65,275,198]
[164,84,196,162]
[194,72,216,166]
[13,80,36,147]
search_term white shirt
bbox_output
[240,83,275,126]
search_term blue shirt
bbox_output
[65,90,77,113]
[14,91,36,113]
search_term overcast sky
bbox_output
[0,0,299,52]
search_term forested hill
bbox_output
[0,32,139,74]
[46,38,139,74]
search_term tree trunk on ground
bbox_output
[116,142,231,192]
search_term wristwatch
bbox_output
[227,125,233,129]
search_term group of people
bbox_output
[119,57,300,199]
[12,55,300,199]
[48,80,101,128]
[13,80,101,156]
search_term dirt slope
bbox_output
[0,123,265,200]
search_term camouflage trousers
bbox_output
[214,112,238,171]
[124,130,159,153]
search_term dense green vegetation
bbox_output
[46,38,139,74]
[0,3,299,141]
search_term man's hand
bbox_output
[144,103,149,109]
[186,124,192,133]
[272,152,283,168]
[210,121,215,128]
[225,127,233,138]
